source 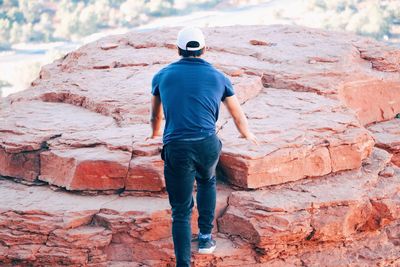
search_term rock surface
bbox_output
[0,24,400,266]
[1,148,399,266]
[218,87,373,188]
[218,148,400,263]
[4,24,400,190]
[0,178,234,266]
[368,118,400,167]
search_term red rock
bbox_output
[249,39,270,46]
[5,25,400,191]
[0,147,40,181]
[100,42,119,50]
[218,148,400,261]
[298,222,400,267]
[47,226,112,249]
[126,155,165,191]
[338,79,400,125]
[0,178,234,266]
[355,41,400,72]
[6,244,41,262]
[0,100,117,183]
[0,228,48,246]
[0,245,7,262]
[218,88,374,188]
[35,246,88,265]
[367,118,400,167]
[1,24,400,266]
[39,146,131,190]
[191,233,259,266]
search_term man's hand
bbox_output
[223,95,260,146]
[145,133,162,141]
[239,132,259,145]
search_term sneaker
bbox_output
[198,237,216,254]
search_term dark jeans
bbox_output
[161,133,222,267]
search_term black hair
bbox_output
[178,41,205,57]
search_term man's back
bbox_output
[151,57,234,145]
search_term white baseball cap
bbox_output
[177,26,205,51]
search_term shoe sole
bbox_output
[198,245,216,254]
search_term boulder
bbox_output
[368,118,400,167]
[218,148,400,262]
[218,88,374,188]
[4,24,400,190]
[0,177,232,266]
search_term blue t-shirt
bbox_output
[151,57,235,145]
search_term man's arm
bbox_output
[149,94,163,138]
[223,95,259,145]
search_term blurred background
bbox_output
[0,0,399,98]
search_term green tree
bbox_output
[346,2,389,38]
[9,21,22,43]
[35,12,53,42]
[17,0,41,23]
[0,18,11,49]
[78,5,98,36]
[53,0,80,40]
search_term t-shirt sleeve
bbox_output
[151,72,160,96]
[221,75,235,101]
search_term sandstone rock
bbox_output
[46,226,112,249]
[0,99,167,191]
[218,148,400,261]
[1,24,400,266]
[0,100,116,183]
[218,88,374,188]
[9,26,400,119]
[0,155,398,266]
[262,221,400,267]
[205,25,400,124]
[355,40,400,73]
[338,78,400,127]
[191,233,259,267]
[126,155,165,191]
[297,222,400,267]
[0,147,40,182]
[39,146,131,190]
[0,177,232,266]
[368,118,400,167]
[3,25,399,191]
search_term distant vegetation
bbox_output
[0,0,221,50]
[306,0,400,39]
[0,0,399,50]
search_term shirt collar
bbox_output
[179,57,207,64]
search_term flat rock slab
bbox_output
[10,24,398,124]
[0,100,116,183]
[218,88,374,188]
[1,149,398,266]
[368,118,400,167]
[3,24,397,190]
[218,148,400,261]
[0,178,233,266]
[259,221,400,267]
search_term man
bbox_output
[148,26,258,267]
